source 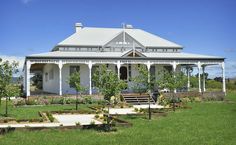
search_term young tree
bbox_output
[157,70,187,111]
[132,64,154,120]
[68,71,86,110]
[92,65,127,101]
[0,59,19,116]
[93,65,127,131]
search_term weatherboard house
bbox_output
[23,23,226,97]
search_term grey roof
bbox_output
[57,27,182,48]
[27,51,224,60]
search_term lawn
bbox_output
[0,92,236,145]
[0,102,91,120]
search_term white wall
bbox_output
[43,64,59,94]
[62,64,89,94]
[42,63,182,95]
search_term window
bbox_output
[80,48,87,51]
[69,66,80,88]
[49,69,54,80]
[70,66,80,76]
[128,64,132,81]
[162,49,168,52]
[45,72,48,82]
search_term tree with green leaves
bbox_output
[92,65,127,101]
[157,70,187,111]
[93,64,127,131]
[132,64,154,119]
[0,59,19,116]
[68,71,87,110]
[132,64,154,94]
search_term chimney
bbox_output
[125,24,133,29]
[75,23,83,32]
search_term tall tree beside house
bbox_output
[157,70,187,111]
[0,59,19,116]
[68,71,86,110]
[132,64,154,120]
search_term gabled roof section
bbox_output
[54,26,183,51]
[125,29,182,48]
[103,31,145,48]
[122,49,146,57]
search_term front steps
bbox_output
[122,93,155,105]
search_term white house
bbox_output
[23,23,226,97]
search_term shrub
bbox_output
[95,114,99,118]
[139,108,144,113]
[26,99,38,105]
[76,122,81,126]
[50,98,64,105]
[14,99,26,106]
[65,98,76,104]
[84,96,92,104]
[227,82,236,90]
[181,97,190,103]
[202,92,224,101]
[38,98,49,105]
[206,80,221,89]
[157,95,171,106]
[90,120,95,126]
[96,99,106,105]
[134,108,139,112]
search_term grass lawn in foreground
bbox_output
[0,92,236,145]
[0,102,91,119]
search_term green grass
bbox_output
[0,102,90,119]
[225,90,236,102]
[0,92,236,145]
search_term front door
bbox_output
[120,66,128,80]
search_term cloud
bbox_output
[0,54,25,77]
[21,0,33,4]
[224,48,236,53]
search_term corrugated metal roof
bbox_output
[125,29,181,48]
[58,27,121,46]
[27,51,223,60]
[57,27,182,48]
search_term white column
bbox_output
[221,62,226,93]
[58,60,63,96]
[117,61,121,79]
[145,61,151,83]
[187,67,190,92]
[23,68,26,91]
[198,61,202,93]
[202,65,206,92]
[26,60,31,97]
[88,61,93,95]
[172,61,177,93]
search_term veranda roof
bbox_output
[27,51,224,60]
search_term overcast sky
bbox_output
[0,0,235,78]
